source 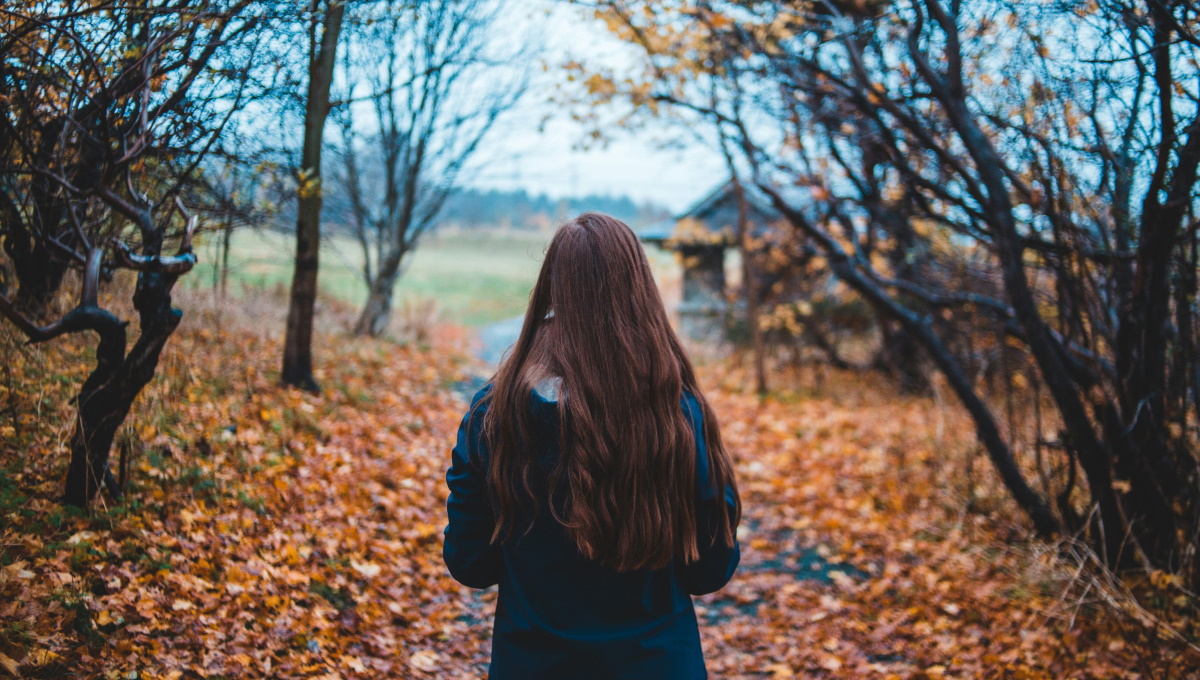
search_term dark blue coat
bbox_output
[443,386,739,680]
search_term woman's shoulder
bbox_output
[466,383,493,409]
[465,381,557,423]
[469,379,560,402]
[462,384,495,429]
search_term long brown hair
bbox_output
[480,212,740,571]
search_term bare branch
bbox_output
[113,242,198,275]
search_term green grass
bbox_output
[187,228,552,326]
[187,227,678,327]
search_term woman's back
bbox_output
[445,385,739,679]
[442,212,741,679]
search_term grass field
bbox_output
[187,228,556,327]
[187,227,680,328]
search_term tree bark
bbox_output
[282,0,344,392]
[61,217,195,505]
[735,182,768,396]
[873,318,928,393]
[0,195,71,319]
[354,275,395,338]
[214,209,234,298]
[869,194,930,393]
[62,288,179,506]
[1111,4,1200,567]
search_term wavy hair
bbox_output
[480,212,740,571]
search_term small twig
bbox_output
[81,247,102,307]
[174,196,197,254]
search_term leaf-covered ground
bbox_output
[1,298,1196,679]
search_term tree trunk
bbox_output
[1112,21,1200,565]
[1,214,71,319]
[282,0,344,392]
[62,283,180,506]
[214,210,233,298]
[61,240,191,507]
[0,133,75,319]
[354,243,410,338]
[873,318,929,393]
[870,198,930,393]
[735,182,767,396]
[219,216,232,299]
[354,277,395,338]
[746,265,768,396]
[804,320,852,370]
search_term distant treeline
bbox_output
[434,188,671,231]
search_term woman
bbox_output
[444,212,741,679]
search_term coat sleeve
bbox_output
[680,394,740,596]
[443,389,503,589]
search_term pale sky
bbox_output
[461,1,729,213]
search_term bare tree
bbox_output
[196,155,277,300]
[590,0,1200,585]
[333,0,524,337]
[0,0,266,506]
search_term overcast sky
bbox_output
[461,1,729,213]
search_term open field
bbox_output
[187,227,678,328]
[187,228,551,327]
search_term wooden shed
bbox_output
[638,179,780,340]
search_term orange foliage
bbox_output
[695,363,1197,678]
[0,295,1195,678]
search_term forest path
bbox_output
[476,314,523,367]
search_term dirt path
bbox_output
[476,316,524,367]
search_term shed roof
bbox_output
[637,178,783,246]
[636,218,676,242]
